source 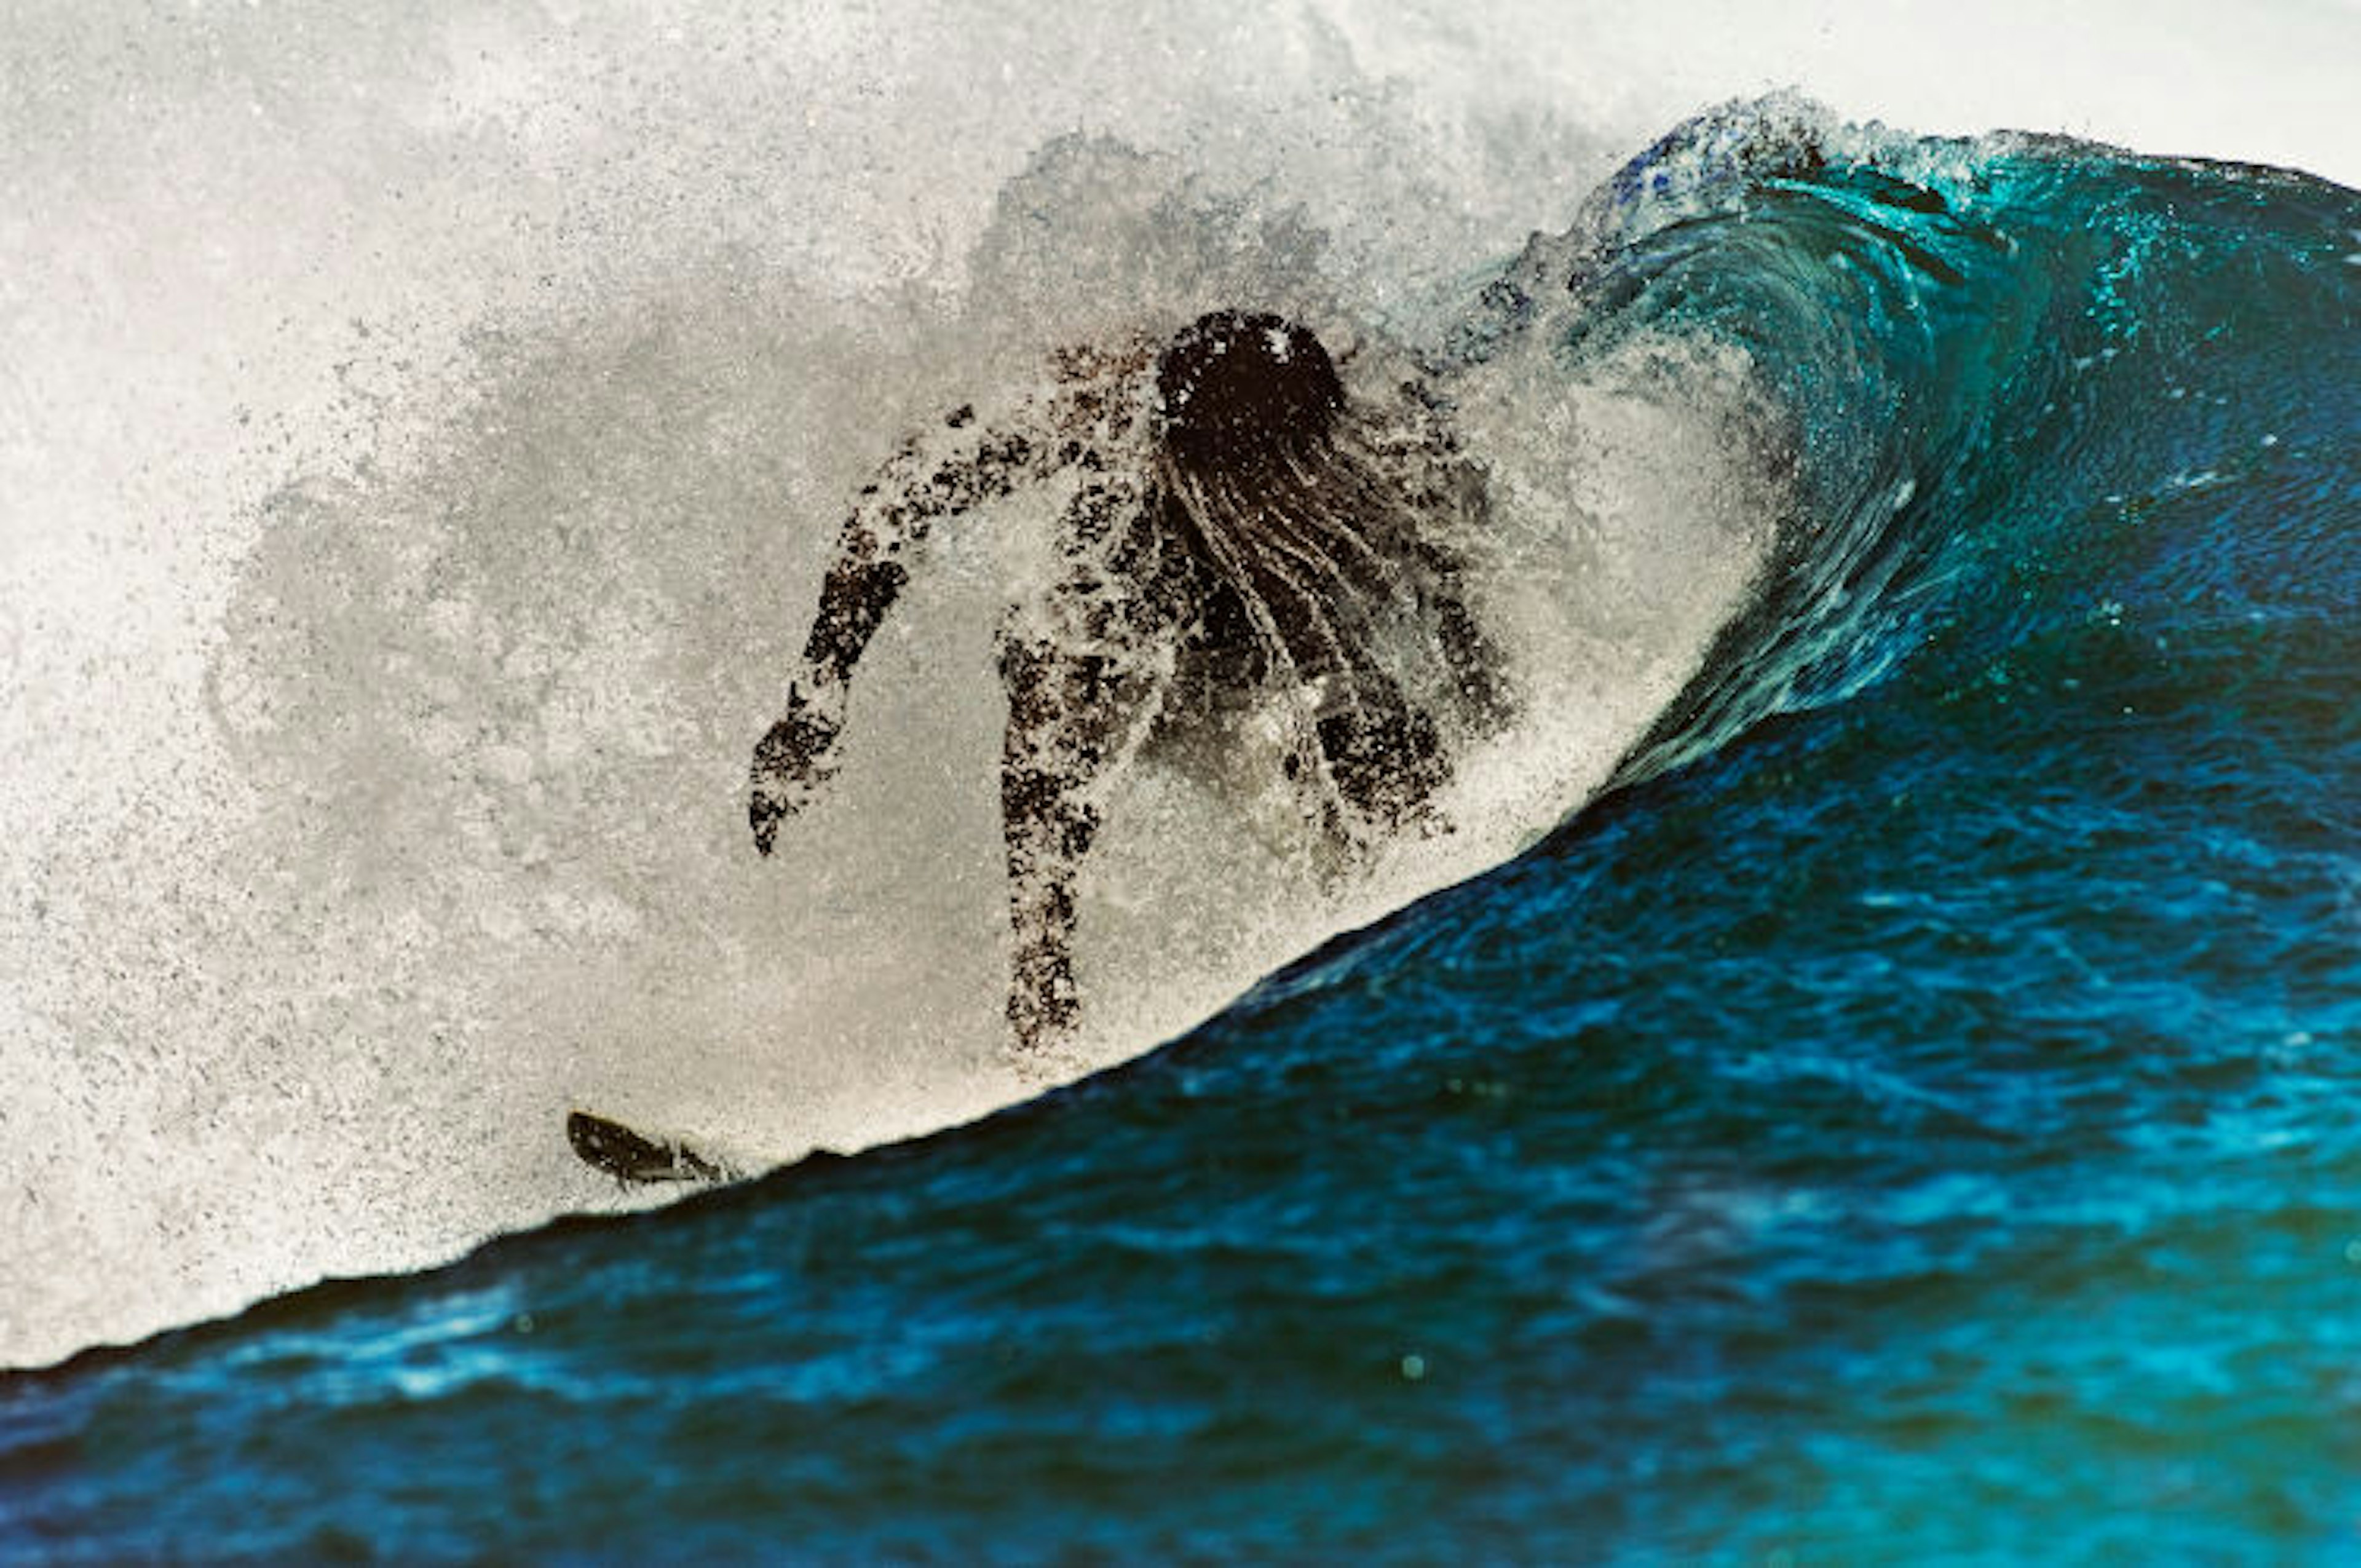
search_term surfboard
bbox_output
[566,1110,740,1186]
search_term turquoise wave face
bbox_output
[1531,101,2361,793]
[7,106,2359,1560]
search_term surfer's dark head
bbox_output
[1154,310,1343,472]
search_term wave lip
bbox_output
[1495,96,2361,793]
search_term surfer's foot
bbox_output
[1005,934,1084,1051]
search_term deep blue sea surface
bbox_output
[6,103,2358,1561]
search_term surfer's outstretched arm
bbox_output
[994,480,1169,1050]
[749,410,1054,853]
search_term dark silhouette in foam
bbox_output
[749,309,1510,1051]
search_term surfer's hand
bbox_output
[748,683,844,855]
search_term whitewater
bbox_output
[0,1,1771,1369]
[2,0,2355,1498]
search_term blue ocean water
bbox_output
[6,101,2359,1561]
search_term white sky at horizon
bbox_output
[1419,0,2361,189]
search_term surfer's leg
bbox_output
[994,587,1164,1051]
[1414,540,1515,735]
[1307,665,1453,850]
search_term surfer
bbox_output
[748,309,1513,1051]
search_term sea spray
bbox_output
[2,25,1763,1366]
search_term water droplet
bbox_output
[1399,1353,1426,1381]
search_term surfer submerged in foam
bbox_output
[576,310,1513,1184]
[747,309,1516,1054]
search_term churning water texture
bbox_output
[6,99,2360,1561]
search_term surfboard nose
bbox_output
[1155,309,1343,470]
[566,1110,733,1185]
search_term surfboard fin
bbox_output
[567,1110,739,1186]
